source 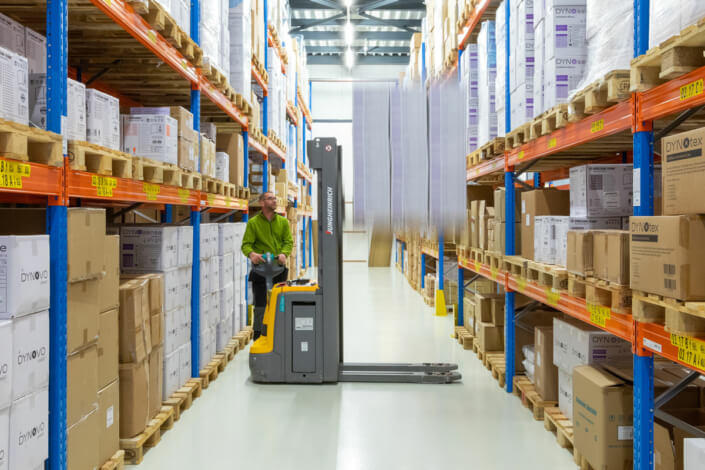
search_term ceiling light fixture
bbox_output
[344,20,354,45]
[345,47,355,69]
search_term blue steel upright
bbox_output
[633,1,655,469]
[457,266,464,327]
[190,209,201,376]
[504,0,515,394]
[243,131,249,222]
[47,0,68,466]
[421,253,426,289]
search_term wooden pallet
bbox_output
[574,448,596,470]
[120,406,175,465]
[483,251,503,271]
[199,358,221,389]
[526,260,568,290]
[68,141,133,178]
[568,274,632,314]
[455,326,474,350]
[99,449,125,470]
[179,170,202,190]
[569,70,631,122]
[0,118,63,167]
[488,354,506,388]
[633,290,705,336]
[469,247,485,264]
[223,338,240,361]
[544,407,574,451]
[132,157,179,185]
[529,104,570,141]
[201,176,224,195]
[502,255,527,277]
[163,378,202,422]
[512,376,557,420]
[467,137,506,167]
[631,18,705,92]
[505,122,531,149]
[201,56,227,89]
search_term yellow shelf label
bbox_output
[548,137,557,149]
[545,288,560,307]
[680,79,703,101]
[474,260,481,273]
[591,119,605,133]
[178,188,190,204]
[671,334,705,370]
[490,265,499,280]
[207,193,215,206]
[147,30,157,44]
[143,182,160,201]
[91,175,116,197]
[517,277,527,292]
[587,303,611,327]
[0,160,30,189]
[225,196,232,207]
[518,150,525,160]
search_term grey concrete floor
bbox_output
[133,264,576,470]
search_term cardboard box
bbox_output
[86,88,120,151]
[552,317,632,373]
[0,13,25,55]
[684,437,705,470]
[98,381,120,467]
[179,342,191,386]
[476,322,504,352]
[474,293,504,324]
[118,280,147,364]
[163,349,180,401]
[67,345,98,426]
[177,226,193,267]
[514,310,559,373]
[0,235,50,319]
[9,388,48,470]
[148,346,163,420]
[631,215,705,300]
[98,308,118,390]
[558,367,573,420]
[592,230,629,284]
[534,215,569,265]
[130,106,193,137]
[494,187,523,223]
[67,407,99,470]
[100,235,120,313]
[0,47,28,126]
[534,326,558,401]
[121,114,177,164]
[24,28,45,75]
[67,208,106,282]
[216,131,245,186]
[569,217,623,230]
[661,127,705,215]
[177,128,200,171]
[118,360,149,438]
[470,200,480,248]
[521,190,570,260]
[0,405,7,469]
[0,321,10,409]
[570,164,633,217]
[11,310,49,400]
[120,226,179,271]
[567,230,593,276]
[200,136,216,178]
[67,278,99,354]
[573,366,633,470]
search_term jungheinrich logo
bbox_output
[18,421,46,446]
[20,269,49,283]
[17,345,48,365]
[631,221,658,233]
[326,186,334,235]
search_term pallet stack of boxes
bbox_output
[199,223,220,370]
[0,226,50,470]
[233,223,248,333]
[217,224,236,352]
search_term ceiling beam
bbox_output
[356,11,418,32]
[308,0,344,9]
[290,0,424,9]
[307,54,410,65]
[357,0,425,10]
[290,17,422,29]
[307,46,410,54]
[299,31,413,41]
[290,12,346,32]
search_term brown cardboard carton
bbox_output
[216,131,245,186]
[122,273,163,316]
[514,310,559,373]
[67,345,99,427]
[594,231,630,284]
[67,278,99,354]
[98,380,120,465]
[167,106,194,137]
[119,360,150,438]
[150,311,163,349]
[534,326,558,401]
[67,408,100,470]
[494,187,523,223]
[100,235,120,313]
[479,207,495,250]
[661,127,705,215]
[470,200,480,248]
[630,215,705,300]
[67,208,106,282]
[148,346,163,420]
[98,308,119,389]
[573,366,633,470]
[463,297,475,334]
[654,422,676,470]
[118,280,147,364]
[520,190,570,260]
[567,230,593,276]
[474,293,504,324]
[670,409,705,470]
[592,231,609,280]
[476,322,503,352]
[493,222,521,254]
[177,129,199,172]
[490,296,505,326]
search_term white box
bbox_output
[162,349,180,401]
[220,284,233,322]
[177,226,193,267]
[544,56,586,109]
[178,342,191,385]
[534,215,569,265]
[219,254,234,290]
[178,266,192,307]
[24,28,45,75]
[684,438,705,470]
[11,311,49,400]
[209,291,219,328]
[0,405,7,470]
[0,13,25,55]
[552,317,631,373]
[569,164,633,217]
[215,151,229,182]
[121,114,177,164]
[199,295,210,331]
[0,322,9,411]
[217,224,235,255]
[9,388,47,470]
[216,317,231,351]
[544,2,587,60]
[0,47,28,126]
[119,226,179,271]
[162,268,180,312]
[558,368,573,420]
[163,308,180,355]
[29,76,86,136]
[0,236,50,320]
[568,217,623,230]
[86,88,120,150]
[209,257,220,294]
[199,259,210,294]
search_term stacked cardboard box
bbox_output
[509,0,535,126]
[0,232,50,470]
[216,131,245,186]
[128,107,198,171]
[228,0,252,101]
[521,189,570,260]
[201,135,217,178]
[199,224,220,369]
[233,223,248,333]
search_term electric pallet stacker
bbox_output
[249,137,461,384]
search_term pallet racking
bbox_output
[0,0,314,468]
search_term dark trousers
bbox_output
[250,268,288,339]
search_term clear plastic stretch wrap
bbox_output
[478,21,497,146]
[650,0,705,49]
[461,43,479,153]
[495,0,507,136]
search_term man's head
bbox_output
[259,191,277,212]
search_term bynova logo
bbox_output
[20,269,49,283]
[18,421,46,446]
[17,346,47,365]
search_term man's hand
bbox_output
[249,252,264,265]
[277,254,287,265]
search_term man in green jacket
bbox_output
[241,191,293,340]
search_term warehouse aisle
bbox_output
[133,264,575,470]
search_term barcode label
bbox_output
[664,264,676,275]
[589,174,603,190]
[664,279,676,290]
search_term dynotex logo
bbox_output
[20,269,49,283]
[326,186,334,235]
[665,135,702,153]
[18,421,46,446]
[631,221,658,233]
[17,346,47,365]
